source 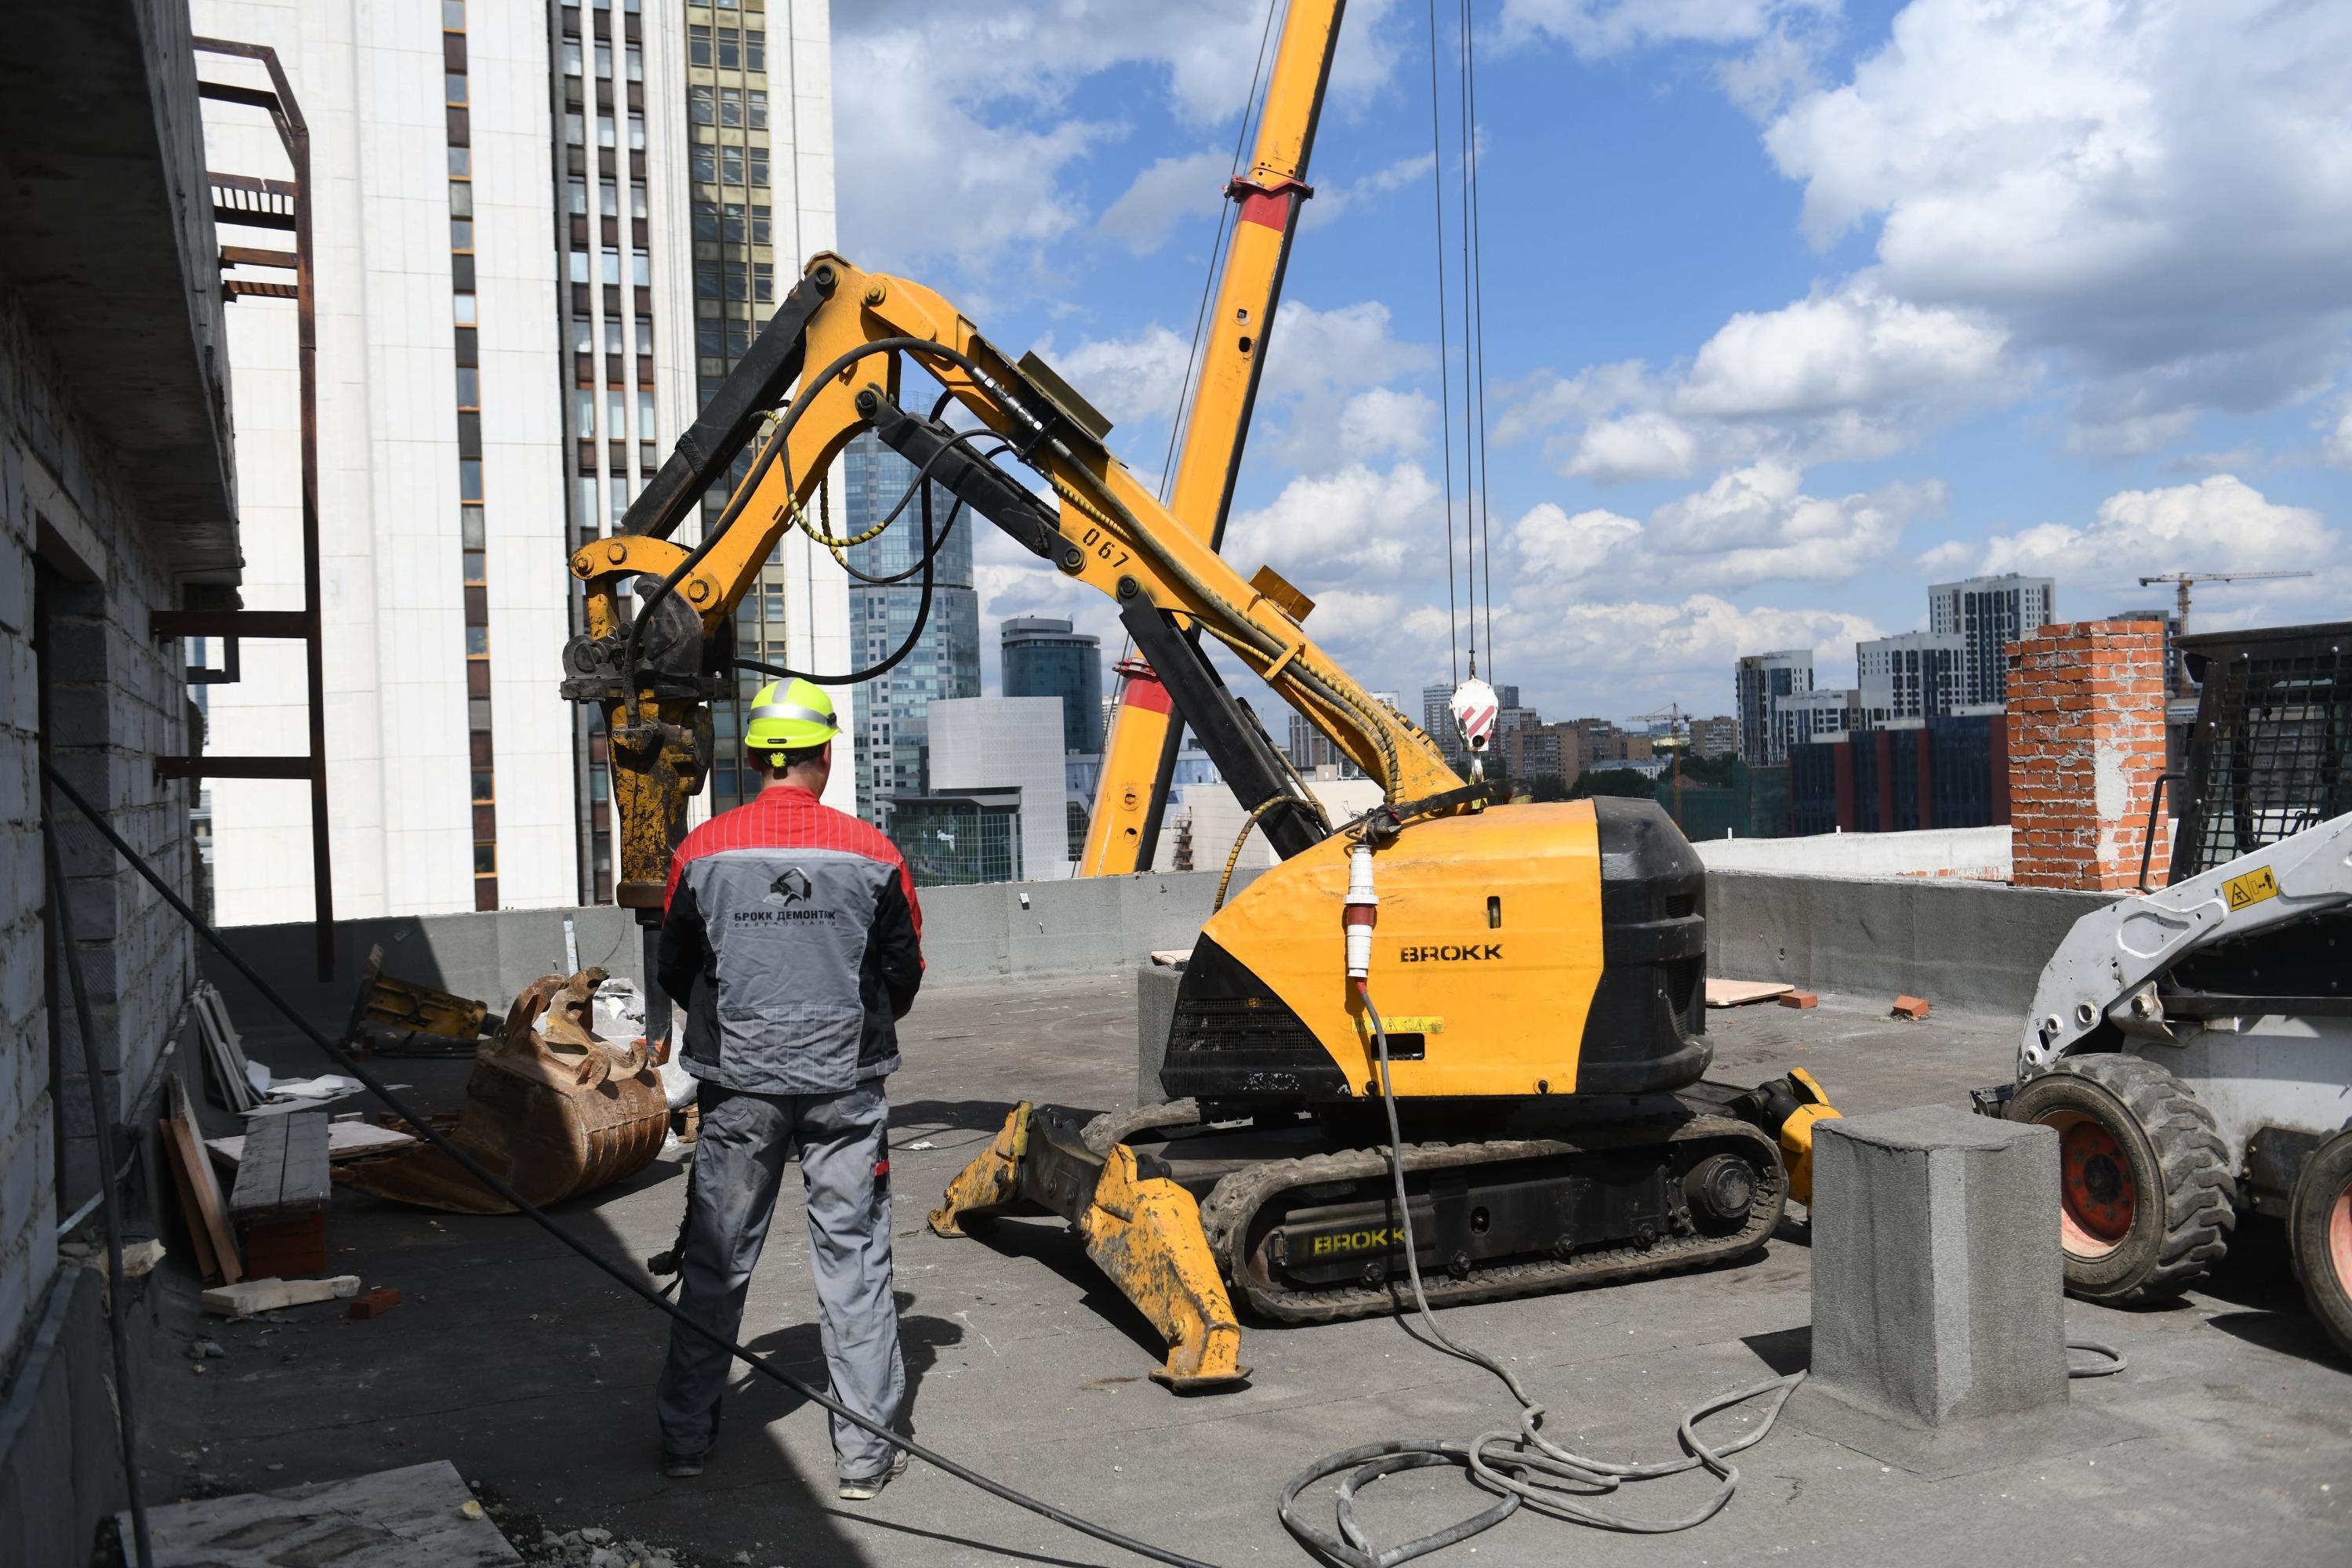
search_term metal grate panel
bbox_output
[2172,623,2352,880]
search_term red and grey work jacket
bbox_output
[658,785,924,1096]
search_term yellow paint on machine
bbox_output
[2224,864,2279,911]
[1200,800,1608,1098]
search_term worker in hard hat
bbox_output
[652,677,924,1501]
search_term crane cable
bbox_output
[1423,0,1460,691]
[1459,0,1498,684]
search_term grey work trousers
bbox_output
[654,1080,906,1480]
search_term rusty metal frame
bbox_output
[160,39,334,978]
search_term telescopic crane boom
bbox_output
[1081,0,1349,876]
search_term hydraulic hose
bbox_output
[619,335,1004,718]
[42,764,1220,1568]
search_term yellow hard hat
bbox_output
[744,677,839,760]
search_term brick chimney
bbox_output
[2007,620,2170,891]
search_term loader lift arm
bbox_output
[561,252,1465,910]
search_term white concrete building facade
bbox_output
[925,697,1069,882]
[193,0,844,924]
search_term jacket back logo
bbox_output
[765,867,814,906]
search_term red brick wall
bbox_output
[2007,620,2170,890]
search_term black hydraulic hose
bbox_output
[40,788,154,1568]
[39,763,1220,1568]
[619,335,1002,717]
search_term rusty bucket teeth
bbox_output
[341,968,671,1215]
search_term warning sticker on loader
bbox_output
[2224,865,2279,911]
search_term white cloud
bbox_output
[1490,593,1883,700]
[1096,150,1228,255]
[1943,475,2336,589]
[1224,462,1443,584]
[1333,388,1437,463]
[1515,463,1944,587]
[1506,281,2013,479]
[835,1,1410,282]
[1301,151,1437,230]
[1501,1,1837,56]
[1679,282,2009,419]
[1762,0,2352,444]
[1048,324,1193,432]
[2326,403,2352,469]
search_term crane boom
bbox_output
[1080,0,1349,877]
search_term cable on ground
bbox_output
[42,763,1221,1568]
[1278,985,1806,1567]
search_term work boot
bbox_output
[836,1446,909,1502]
[660,1447,710,1479]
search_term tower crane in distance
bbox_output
[2137,570,2314,694]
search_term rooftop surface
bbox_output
[148,972,2352,1566]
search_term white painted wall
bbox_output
[927,697,1068,880]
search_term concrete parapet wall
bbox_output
[205,868,1270,1029]
[1705,869,2112,1016]
[206,862,2098,1041]
[1696,825,2012,880]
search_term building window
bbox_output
[568,176,588,215]
[721,201,745,241]
[748,89,767,129]
[595,42,613,78]
[717,29,740,70]
[692,200,719,240]
[752,261,773,303]
[721,144,744,185]
[689,24,711,66]
[630,183,648,220]
[634,318,653,355]
[456,366,479,407]
[750,204,770,244]
[597,114,616,148]
[626,44,643,82]
[446,72,468,104]
[575,386,597,435]
[690,84,713,124]
[564,111,585,144]
[746,30,765,71]
[691,143,717,181]
[601,246,621,285]
[563,39,583,74]
[628,113,645,151]
[719,86,742,127]
[749,147,768,187]
[632,249,651,286]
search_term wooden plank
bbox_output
[1704,978,1795,1009]
[202,1275,360,1316]
[205,1121,419,1167]
[230,1111,332,1225]
[165,1078,242,1283]
[228,1112,289,1220]
[284,1112,332,1212]
[162,1113,220,1282]
[118,1458,520,1566]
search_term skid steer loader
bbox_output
[1992,620,2352,1355]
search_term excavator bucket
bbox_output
[342,967,670,1215]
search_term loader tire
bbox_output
[2009,1054,2236,1304]
[2287,1127,2352,1360]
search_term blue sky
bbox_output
[831,0,2350,722]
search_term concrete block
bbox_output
[1807,1105,2067,1428]
[1136,963,1180,1105]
